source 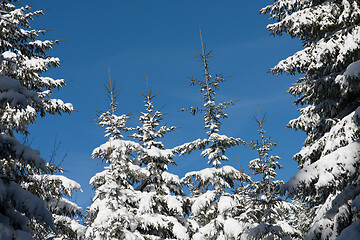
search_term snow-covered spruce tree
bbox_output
[86,74,145,240]
[174,29,250,239]
[128,76,189,240]
[0,1,83,239]
[261,1,360,239]
[244,110,300,240]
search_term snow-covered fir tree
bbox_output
[175,29,250,239]
[128,75,189,240]
[244,109,300,240]
[0,1,83,239]
[262,1,360,238]
[86,74,145,240]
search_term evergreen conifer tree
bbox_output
[245,109,300,240]
[175,29,250,239]
[0,1,83,239]
[85,72,145,240]
[128,75,189,240]
[262,1,360,238]
[87,73,188,240]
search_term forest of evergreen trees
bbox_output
[1,0,360,239]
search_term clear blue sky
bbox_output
[26,0,305,208]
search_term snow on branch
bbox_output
[283,140,360,200]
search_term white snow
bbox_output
[191,190,216,215]
[218,196,235,215]
[164,195,183,214]
[285,140,360,196]
[145,146,173,159]
[32,174,82,192]
[0,76,42,107]
[344,60,360,78]
[47,198,82,215]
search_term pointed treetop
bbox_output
[105,67,120,115]
[139,73,159,107]
[199,26,210,99]
[181,28,235,136]
[97,69,129,140]
[249,105,277,154]
[146,72,150,97]
[248,106,282,201]
[175,28,244,169]
[250,105,266,127]
[250,104,268,140]
[131,74,176,149]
